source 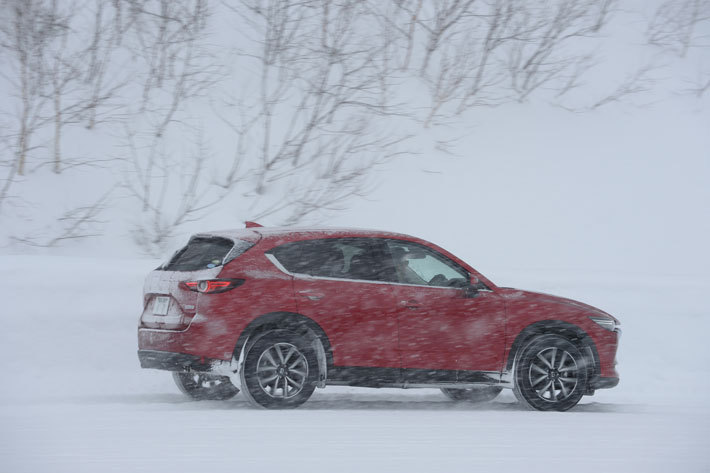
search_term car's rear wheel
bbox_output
[513,334,588,411]
[172,372,240,400]
[240,330,318,409]
[440,386,502,403]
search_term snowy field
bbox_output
[1,255,708,472]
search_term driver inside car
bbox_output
[391,247,428,285]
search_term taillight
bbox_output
[180,279,245,294]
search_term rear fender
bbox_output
[232,312,333,387]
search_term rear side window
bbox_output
[270,240,341,277]
[162,237,251,271]
[269,238,396,282]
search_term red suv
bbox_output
[138,224,620,410]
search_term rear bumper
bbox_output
[589,375,619,390]
[137,326,236,361]
[138,349,219,372]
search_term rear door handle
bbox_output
[400,300,421,309]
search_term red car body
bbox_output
[138,226,620,407]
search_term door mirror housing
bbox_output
[462,278,487,298]
[463,284,480,298]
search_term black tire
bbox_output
[441,386,502,403]
[513,334,588,411]
[240,330,319,409]
[172,372,240,400]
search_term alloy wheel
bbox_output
[528,347,579,402]
[256,342,309,399]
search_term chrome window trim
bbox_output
[265,253,477,291]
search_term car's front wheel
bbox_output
[172,372,240,400]
[240,330,319,409]
[513,334,588,411]
[440,386,502,403]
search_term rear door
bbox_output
[267,238,401,372]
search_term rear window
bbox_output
[161,236,252,271]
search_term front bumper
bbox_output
[138,349,219,372]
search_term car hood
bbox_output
[499,288,619,323]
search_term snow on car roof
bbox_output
[198,226,415,242]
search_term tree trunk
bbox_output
[54,92,62,174]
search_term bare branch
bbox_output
[647,0,710,57]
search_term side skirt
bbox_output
[326,366,507,389]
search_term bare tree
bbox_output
[212,0,409,226]
[126,127,218,254]
[0,0,59,207]
[647,0,710,57]
[0,0,217,251]
[646,0,710,98]
[168,0,698,232]
[119,0,224,254]
[0,0,706,253]
[373,0,619,124]
[44,0,124,173]
[684,67,710,97]
[8,189,112,247]
[0,0,131,209]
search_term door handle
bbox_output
[400,300,421,309]
[298,290,324,301]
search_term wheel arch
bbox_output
[233,312,334,372]
[506,320,600,383]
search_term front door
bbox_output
[384,240,506,381]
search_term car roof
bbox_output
[198,226,416,243]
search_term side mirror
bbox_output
[462,276,486,298]
[463,284,480,298]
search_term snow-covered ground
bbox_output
[1,255,708,472]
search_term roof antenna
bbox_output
[245,221,263,228]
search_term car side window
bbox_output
[270,238,396,282]
[270,240,342,277]
[385,240,468,287]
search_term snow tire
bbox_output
[172,372,240,400]
[513,334,588,411]
[240,329,319,409]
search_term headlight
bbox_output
[589,316,618,331]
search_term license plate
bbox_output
[153,296,170,316]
